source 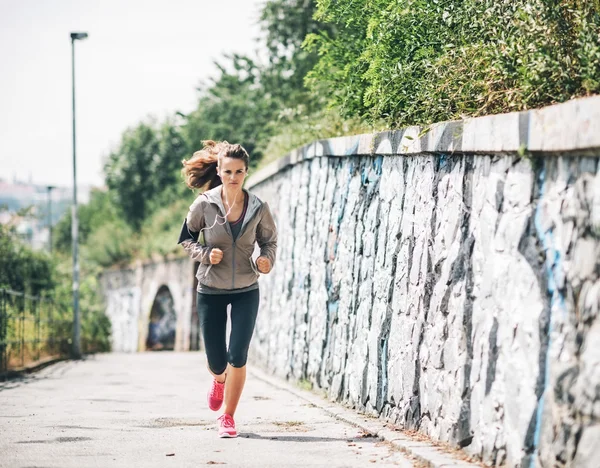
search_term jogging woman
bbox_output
[178,140,277,438]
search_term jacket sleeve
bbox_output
[256,202,278,267]
[178,196,213,265]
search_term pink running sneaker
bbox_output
[217,413,237,438]
[207,379,225,411]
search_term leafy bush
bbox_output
[52,254,112,354]
[0,218,111,362]
[0,221,55,295]
[138,197,194,259]
[260,107,383,168]
[305,0,600,127]
[82,220,137,268]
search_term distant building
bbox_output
[0,179,92,251]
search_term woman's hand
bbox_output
[210,248,223,265]
[256,256,272,274]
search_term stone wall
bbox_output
[100,257,195,353]
[246,96,600,467]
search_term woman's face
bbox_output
[218,157,247,188]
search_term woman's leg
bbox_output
[208,365,226,383]
[223,365,246,416]
[222,289,260,417]
[197,292,228,381]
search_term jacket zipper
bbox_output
[219,201,235,288]
[208,191,260,289]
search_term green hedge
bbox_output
[305,0,600,127]
[0,222,111,360]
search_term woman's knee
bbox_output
[227,349,248,368]
[206,352,228,376]
[207,361,227,376]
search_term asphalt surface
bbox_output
[0,352,415,468]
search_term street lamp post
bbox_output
[70,31,88,359]
[46,185,55,253]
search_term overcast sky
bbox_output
[0,0,264,189]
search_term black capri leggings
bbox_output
[197,289,260,375]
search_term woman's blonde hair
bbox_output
[181,140,249,190]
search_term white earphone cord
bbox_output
[197,173,245,237]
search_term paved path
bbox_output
[0,352,415,468]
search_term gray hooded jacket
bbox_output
[180,185,278,291]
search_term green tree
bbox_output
[53,188,121,254]
[184,0,331,166]
[0,222,55,295]
[184,54,279,166]
[103,118,189,229]
[259,0,330,112]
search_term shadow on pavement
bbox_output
[0,358,88,392]
[239,432,380,443]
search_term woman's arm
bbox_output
[180,239,214,265]
[178,196,214,265]
[256,202,278,271]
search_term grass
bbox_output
[296,378,314,391]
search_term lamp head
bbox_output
[70,32,88,41]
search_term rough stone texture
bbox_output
[248,151,600,467]
[100,257,195,352]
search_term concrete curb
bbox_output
[250,366,481,468]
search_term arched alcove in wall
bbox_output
[146,285,177,351]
